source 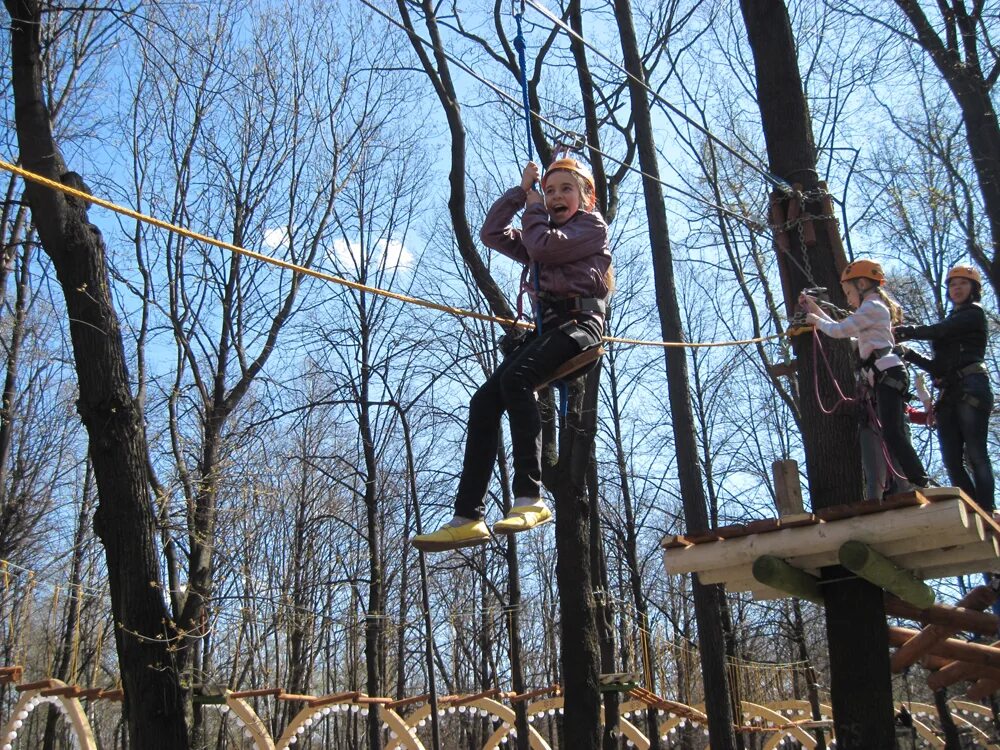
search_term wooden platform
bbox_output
[661,488,999,601]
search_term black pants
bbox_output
[875,365,929,487]
[937,373,995,512]
[454,320,601,521]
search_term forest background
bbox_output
[0,0,997,747]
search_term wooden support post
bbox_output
[771,460,804,516]
[542,361,604,748]
[769,193,791,253]
[752,555,823,603]
[838,541,935,608]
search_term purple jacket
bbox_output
[479,187,611,300]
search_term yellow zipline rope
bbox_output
[0,159,784,349]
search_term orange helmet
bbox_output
[946,264,982,284]
[542,158,596,210]
[841,259,885,286]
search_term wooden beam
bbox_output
[783,520,985,573]
[508,684,561,703]
[229,687,281,699]
[889,587,997,672]
[918,557,1000,582]
[885,589,998,637]
[889,627,1000,670]
[751,556,822,603]
[451,687,501,705]
[966,678,1000,700]
[385,693,429,709]
[665,500,971,575]
[892,537,999,574]
[927,652,1000,690]
[308,691,361,708]
[839,541,935,608]
[16,679,55,691]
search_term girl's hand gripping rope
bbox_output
[521,162,543,207]
[520,161,540,191]
[798,290,822,325]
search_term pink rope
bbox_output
[811,328,855,415]
[811,329,909,488]
[859,384,908,485]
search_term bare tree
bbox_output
[4,0,190,744]
[834,0,1000,296]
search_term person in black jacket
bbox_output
[895,265,995,512]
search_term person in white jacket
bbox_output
[800,259,929,495]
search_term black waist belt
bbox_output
[541,296,607,317]
[858,346,892,371]
[956,361,988,377]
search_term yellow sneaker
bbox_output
[492,500,552,535]
[410,518,490,552]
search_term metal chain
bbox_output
[796,219,817,289]
[771,185,843,292]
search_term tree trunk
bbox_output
[609,353,662,749]
[42,462,94,750]
[611,1,738,747]
[739,2,893,748]
[541,368,604,750]
[3,2,189,746]
[359,319,385,750]
[791,598,827,750]
[496,442,531,750]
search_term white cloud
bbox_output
[331,237,357,267]
[329,237,413,272]
[378,238,413,271]
[262,225,289,251]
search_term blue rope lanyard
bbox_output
[515,5,573,415]
[513,6,543,335]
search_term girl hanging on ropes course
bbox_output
[411,157,612,552]
[894,265,995,513]
[800,260,930,495]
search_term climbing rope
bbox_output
[810,328,854,415]
[0,159,784,350]
[353,0,771,234]
[810,329,909,487]
[523,0,791,193]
